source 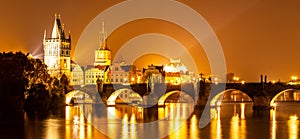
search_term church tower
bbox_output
[43,14,71,77]
[94,22,111,70]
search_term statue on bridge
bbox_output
[96,78,103,93]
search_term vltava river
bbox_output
[23,102,300,139]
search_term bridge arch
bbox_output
[65,90,93,105]
[210,89,253,107]
[270,89,300,106]
[158,90,194,107]
[107,88,143,106]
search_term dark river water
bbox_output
[21,102,300,139]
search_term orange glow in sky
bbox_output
[0,0,300,81]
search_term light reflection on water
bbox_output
[23,102,300,139]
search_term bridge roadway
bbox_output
[71,82,300,109]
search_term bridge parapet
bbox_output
[221,83,300,109]
[153,83,196,100]
[72,85,98,94]
[101,83,148,98]
[98,82,300,108]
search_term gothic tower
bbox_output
[43,14,71,77]
[94,22,111,70]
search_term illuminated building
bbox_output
[109,61,138,84]
[43,14,71,77]
[84,65,105,85]
[94,22,111,70]
[70,61,84,86]
[163,59,190,84]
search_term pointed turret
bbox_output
[51,14,65,39]
[43,30,46,40]
[51,14,60,38]
[99,22,109,50]
[43,29,46,46]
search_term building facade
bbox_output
[163,59,193,84]
[84,66,105,85]
[43,14,71,77]
[70,61,84,86]
[109,62,139,84]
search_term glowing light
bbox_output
[289,115,298,121]
[288,115,299,139]
[130,114,136,124]
[230,114,240,139]
[45,119,60,139]
[291,76,298,81]
[233,76,239,81]
[241,80,245,84]
[73,116,79,125]
[49,57,56,67]
[190,114,199,137]
[240,103,245,119]
[270,109,276,139]
[210,106,222,139]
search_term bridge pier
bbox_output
[252,95,273,110]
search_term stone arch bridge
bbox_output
[211,83,300,109]
[68,82,300,109]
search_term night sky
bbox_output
[1,0,300,82]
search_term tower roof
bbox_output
[51,14,65,39]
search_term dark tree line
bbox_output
[0,52,70,118]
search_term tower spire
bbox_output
[99,21,108,50]
[43,29,46,40]
[43,29,46,46]
[51,14,60,38]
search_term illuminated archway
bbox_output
[157,90,194,107]
[65,90,93,105]
[270,89,300,106]
[210,89,252,107]
[107,88,143,106]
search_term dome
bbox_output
[163,59,188,73]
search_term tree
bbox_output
[24,83,50,116]
[0,52,34,125]
[0,51,72,118]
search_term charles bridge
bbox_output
[70,82,300,109]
